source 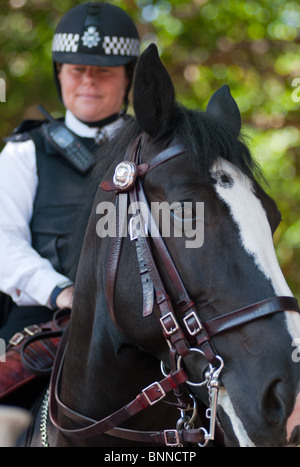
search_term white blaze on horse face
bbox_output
[218,388,254,447]
[211,157,300,445]
[211,159,300,335]
[211,158,292,296]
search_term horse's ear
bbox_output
[206,85,241,138]
[133,43,175,139]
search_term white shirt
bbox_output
[0,110,122,307]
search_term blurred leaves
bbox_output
[0,0,299,299]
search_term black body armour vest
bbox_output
[6,120,97,277]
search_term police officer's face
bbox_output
[58,64,129,122]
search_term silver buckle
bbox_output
[163,429,180,446]
[183,311,202,336]
[160,312,179,336]
[128,216,148,241]
[142,382,166,406]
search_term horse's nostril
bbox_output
[261,379,289,425]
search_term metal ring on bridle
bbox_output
[198,427,210,448]
[213,355,224,378]
[177,394,198,430]
[177,347,212,387]
[160,360,169,378]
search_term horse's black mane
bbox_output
[173,104,259,179]
[67,104,260,280]
[92,103,259,187]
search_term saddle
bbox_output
[0,309,70,400]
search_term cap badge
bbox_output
[81,26,101,48]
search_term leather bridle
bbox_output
[49,133,300,447]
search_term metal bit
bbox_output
[198,356,224,447]
[206,378,219,441]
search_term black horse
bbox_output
[27,44,300,447]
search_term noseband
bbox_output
[48,133,300,447]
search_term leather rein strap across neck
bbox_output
[48,132,300,445]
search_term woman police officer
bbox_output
[0,3,139,342]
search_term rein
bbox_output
[48,133,300,447]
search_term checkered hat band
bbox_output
[52,33,80,53]
[52,33,139,57]
[103,36,139,57]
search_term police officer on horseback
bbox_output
[0,2,139,343]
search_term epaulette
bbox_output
[3,119,46,143]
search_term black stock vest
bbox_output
[6,120,97,277]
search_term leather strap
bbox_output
[105,193,128,329]
[105,135,143,327]
[100,142,185,192]
[48,326,205,445]
[48,296,300,442]
[129,177,191,359]
[105,425,207,445]
[133,236,154,317]
[21,330,63,376]
[204,296,300,338]
[49,325,188,441]
[129,138,218,363]
[20,308,71,376]
[137,142,185,177]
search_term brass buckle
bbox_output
[183,311,202,336]
[8,324,42,346]
[142,382,166,406]
[24,325,42,336]
[163,429,180,446]
[9,332,24,346]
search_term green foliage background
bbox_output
[0,0,299,300]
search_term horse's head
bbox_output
[58,44,300,448]
[104,44,300,447]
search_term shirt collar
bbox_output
[65,110,123,139]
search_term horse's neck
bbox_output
[60,303,162,417]
[57,320,177,446]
